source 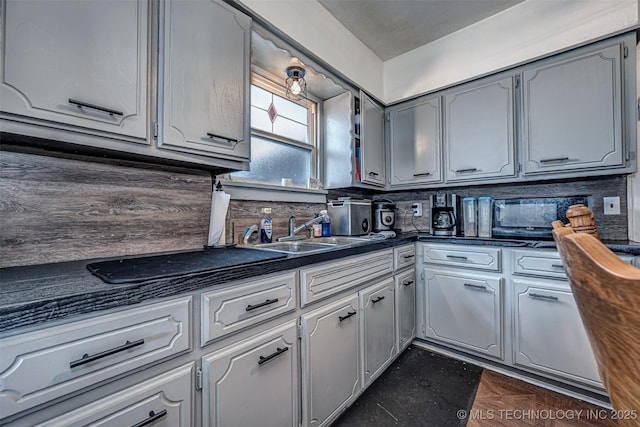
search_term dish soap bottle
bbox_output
[320,209,331,237]
[260,215,273,243]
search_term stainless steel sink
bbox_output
[310,236,371,245]
[250,241,338,254]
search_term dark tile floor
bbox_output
[332,346,483,426]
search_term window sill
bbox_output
[220,180,328,203]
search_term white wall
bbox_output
[238,0,384,100]
[384,0,639,103]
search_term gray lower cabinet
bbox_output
[512,280,602,387]
[444,76,516,182]
[37,363,194,427]
[387,96,442,187]
[1,0,148,142]
[424,268,503,359]
[202,320,298,427]
[360,278,396,386]
[522,41,625,174]
[301,294,360,427]
[158,0,250,161]
[395,269,416,353]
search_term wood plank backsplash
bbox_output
[0,151,212,268]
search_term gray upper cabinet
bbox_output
[360,92,386,186]
[1,0,148,143]
[522,43,624,174]
[158,0,250,161]
[388,96,442,187]
[444,76,516,182]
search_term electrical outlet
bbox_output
[603,197,620,215]
[411,202,422,217]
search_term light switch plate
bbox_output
[603,197,620,215]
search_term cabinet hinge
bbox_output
[515,75,520,88]
[297,324,303,339]
[626,150,631,162]
[153,121,158,138]
[420,270,425,280]
[624,46,629,59]
[517,163,522,173]
[195,367,203,391]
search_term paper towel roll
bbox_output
[208,190,230,246]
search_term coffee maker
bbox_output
[430,194,462,236]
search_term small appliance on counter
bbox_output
[492,196,592,239]
[430,194,462,236]
[372,199,396,232]
[327,198,372,236]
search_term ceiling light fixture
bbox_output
[285,66,307,100]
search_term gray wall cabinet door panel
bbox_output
[522,44,623,173]
[444,76,516,182]
[1,0,148,141]
[388,96,442,186]
[159,0,250,160]
[360,92,385,186]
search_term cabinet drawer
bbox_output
[0,297,191,420]
[300,250,393,307]
[421,244,501,271]
[202,320,298,427]
[513,249,634,280]
[394,244,416,271]
[201,271,296,346]
[37,363,194,426]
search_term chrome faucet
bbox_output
[278,214,327,242]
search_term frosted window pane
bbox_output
[273,94,307,125]
[251,106,272,133]
[273,116,308,143]
[251,85,272,110]
[232,136,311,186]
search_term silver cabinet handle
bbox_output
[529,293,559,301]
[68,98,122,116]
[446,255,468,261]
[455,168,478,174]
[540,157,569,163]
[464,283,487,291]
[413,172,431,177]
[206,132,240,143]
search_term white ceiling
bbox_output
[317,0,525,61]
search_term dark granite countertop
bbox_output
[1,233,638,334]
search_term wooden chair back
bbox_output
[552,228,640,423]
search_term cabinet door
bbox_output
[159,0,250,160]
[444,76,516,182]
[424,268,503,359]
[360,278,396,386]
[395,269,416,352]
[37,364,193,427]
[202,320,298,427]
[513,280,601,387]
[1,0,148,141]
[301,294,360,427]
[360,92,385,186]
[522,44,623,174]
[388,96,442,186]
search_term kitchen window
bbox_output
[226,74,324,202]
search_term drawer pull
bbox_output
[132,410,167,427]
[258,346,289,366]
[403,280,414,286]
[446,255,468,261]
[368,171,380,176]
[413,172,431,177]
[246,298,279,312]
[339,311,357,322]
[463,283,487,291]
[70,339,145,369]
[529,293,559,302]
[455,168,478,174]
[540,157,569,163]
[551,264,564,269]
[403,254,415,259]
[206,132,240,143]
[372,296,386,304]
[68,98,123,117]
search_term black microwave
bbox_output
[492,196,592,239]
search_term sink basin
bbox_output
[251,241,338,254]
[310,236,371,245]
